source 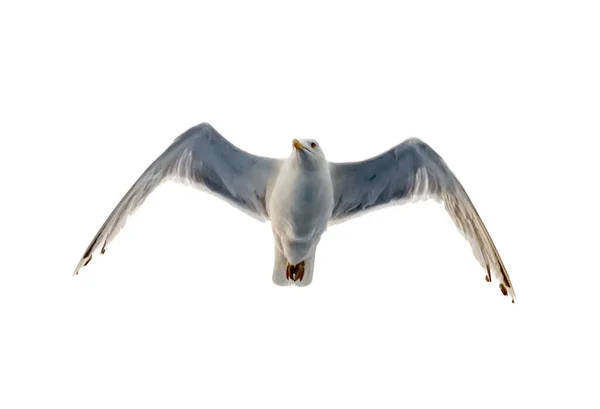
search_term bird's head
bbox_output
[291,138,327,170]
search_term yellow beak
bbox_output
[292,138,306,151]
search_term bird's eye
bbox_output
[311,142,317,148]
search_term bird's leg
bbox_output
[285,261,306,282]
[296,261,305,282]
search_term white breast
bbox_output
[267,160,334,261]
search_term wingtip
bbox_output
[499,282,517,304]
[73,255,91,277]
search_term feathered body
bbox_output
[73,123,515,302]
[268,143,334,284]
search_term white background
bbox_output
[1,0,599,407]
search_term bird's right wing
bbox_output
[329,138,515,302]
[73,123,282,275]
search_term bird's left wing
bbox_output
[328,138,515,302]
[73,123,282,275]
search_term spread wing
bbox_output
[73,122,282,275]
[328,138,515,302]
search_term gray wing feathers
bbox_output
[329,138,515,302]
[73,123,280,275]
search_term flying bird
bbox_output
[73,122,515,302]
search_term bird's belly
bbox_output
[277,234,320,265]
[268,167,334,263]
[273,210,324,248]
[271,200,330,264]
[272,189,331,237]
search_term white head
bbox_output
[290,138,327,170]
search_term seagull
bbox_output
[73,122,515,302]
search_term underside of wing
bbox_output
[73,122,281,275]
[329,138,515,302]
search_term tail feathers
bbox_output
[272,247,315,287]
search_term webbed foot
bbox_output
[285,261,306,282]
